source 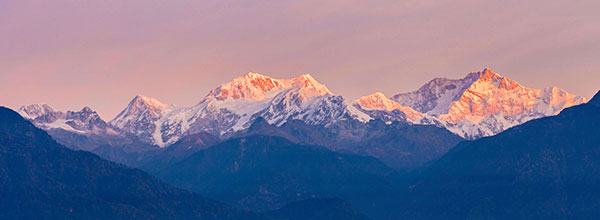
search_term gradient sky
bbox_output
[1,0,599,120]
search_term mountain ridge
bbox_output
[24,69,583,146]
[17,69,589,169]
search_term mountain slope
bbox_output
[240,117,462,169]
[395,90,600,219]
[0,106,265,219]
[156,135,401,216]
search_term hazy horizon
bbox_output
[2,0,599,119]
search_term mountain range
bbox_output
[6,67,599,220]
[18,68,585,169]
[21,68,585,144]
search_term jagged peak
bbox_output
[357,92,424,121]
[288,74,332,96]
[72,106,102,120]
[359,92,388,101]
[295,74,319,83]
[110,95,169,124]
[358,92,403,108]
[207,72,332,100]
[18,104,105,121]
[371,92,387,98]
[405,68,502,93]
[62,106,103,122]
[244,71,270,79]
[129,95,167,110]
[481,67,495,76]
[19,103,55,111]
[235,72,275,81]
[292,74,317,85]
[467,68,502,81]
[357,92,394,109]
[464,68,522,90]
[18,103,56,119]
[80,106,94,113]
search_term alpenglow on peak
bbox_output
[206,72,332,101]
[365,68,588,139]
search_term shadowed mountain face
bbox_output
[239,117,463,169]
[394,91,600,219]
[0,107,265,220]
[139,132,221,173]
[156,135,402,216]
[265,198,371,220]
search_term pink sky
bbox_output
[1,0,599,120]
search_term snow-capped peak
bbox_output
[109,95,174,141]
[356,92,423,121]
[131,94,168,111]
[289,74,333,98]
[356,92,395,110]
[207,72,285,100]
[206,72,332,101]
[110,72,343,147]
[198,72,336,130]
[106,69,587,146]
[466,68,522,91]
[18,103,56,120]
[291,74,329,91]
[388,68,587,139]
[17,104,114,135]
[111,95,170,123]
[469,68,500,80]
